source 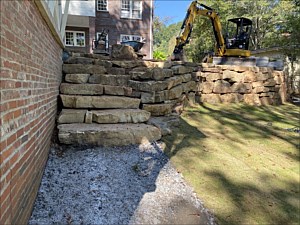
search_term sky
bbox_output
[154,0,192,25]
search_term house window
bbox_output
[65,31,85,47]
[121,0,142,19]
[97,0,108,11]
[120,34,142,42]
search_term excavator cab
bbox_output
[225,17,252,50]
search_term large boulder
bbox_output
[63,64,106,74]
[128,80,169,92]
[220,93,243,103]
[92,109,151,124]
[65,74,90,84]
[57,109,87,124]
[199,82,214,94]
[58,123,161,146]
[200,94,221,104]
[243,71,257,83]
[103,85,132,96]
[143,103,173,116]
[60,95,140,109]
[141,91,169,103]
[64,57,94,64]
[147,115,180,136]
[89,74,130,86]
[222,70,244,83]
[60,83,104,95]
[130,68,173,81]
[231,83,251,93]
[172,65,195,75]
[213,80,232,94]
[205,73,222,82]
[111,44,138,60]
[244,94,261,105]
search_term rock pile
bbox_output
[195,63,287,105]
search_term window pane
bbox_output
[65,32,74,46]
[76,33,85,46]
[132,10,141,19]
[97,0,107,11]
[132,0,141,10]
[121,0,130,10]
[121,10,130,17]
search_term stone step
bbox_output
[60,83,104,95]
[57,123,161,146]
[92,109,151,124]
[63,64,106,74]
[60,95,140,109]
[89,74,130,86]
[57,109,151,124]
[60,83,133,96]
[58,109,87,124]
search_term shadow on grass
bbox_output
[163,117,207,158]
[197,104,300,158]
[163,103,300,225]
[204,170,300,225]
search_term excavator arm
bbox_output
[172,1,251,61]
[172,1,226,60]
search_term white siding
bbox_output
[62,0,95,17]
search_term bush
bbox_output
[153,50,167,60]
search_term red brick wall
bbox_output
[0,1,63,224]
[95,0,153,58]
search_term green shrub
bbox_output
[153,50,167,60]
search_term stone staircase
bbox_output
[57,55,162,147]
[57,53,198,146]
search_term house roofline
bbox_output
[34,0,70,48]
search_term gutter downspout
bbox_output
[149,0,153,59]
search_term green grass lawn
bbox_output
[163,103,300,225]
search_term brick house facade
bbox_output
[64,0,153,59]
[0,0,69,224]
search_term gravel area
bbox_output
[29,142,216,225]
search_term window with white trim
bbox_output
[65,31,85,47]
[120,34,142,42]
[97,0,108,11]
[121,0,142,19]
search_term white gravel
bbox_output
[29,142,216,225]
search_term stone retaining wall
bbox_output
[63,54,287,113]
[63,55,198,116]
[194,63,287,105]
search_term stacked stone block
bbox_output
[57,54,287,145]
[128,63,197,116]
[195,63,287,105]
[58,56,166,146]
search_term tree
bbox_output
[153,15,181,57]
[281,0,300,55]
[182,0,296,61]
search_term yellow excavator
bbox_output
[172,1,253,62]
